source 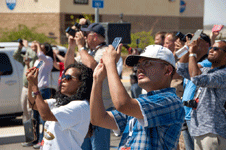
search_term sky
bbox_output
[204,0,226,25]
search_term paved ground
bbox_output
[0,125,121,150]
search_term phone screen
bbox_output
[112,37,122,50]
[189,29,203,44]
[36,61,44,69]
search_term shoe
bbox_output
[33,142,41,149]
[21,142,35,147]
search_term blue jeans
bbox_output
[182,120,194,150]
[33,88,51,143]
[81,126,110,150]
[81,107,114,150]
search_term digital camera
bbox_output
[176,32,192,42]
[183,100,198,109]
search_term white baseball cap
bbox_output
[125,45,176,68]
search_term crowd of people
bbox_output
[14,16,226,150]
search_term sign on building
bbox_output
[6,0,16,10]
[92,0,104,9]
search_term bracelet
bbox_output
[189,53,197,58]
[32,91,40,97]
[79,47,85,52]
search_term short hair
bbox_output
[200,33,211,47]
[155,31,166,41]
[165,31,178,42]
[159,62,176,79]
[220,40,226,51]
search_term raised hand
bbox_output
[93,59,107,82]
[26,67,39,86]
[75,31,86,48]
[102,44,122,66]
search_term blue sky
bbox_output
[204,0,226,25]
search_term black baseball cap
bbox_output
[81,23,105,38]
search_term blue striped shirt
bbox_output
[177,62,226,139]
[111,88,185,150]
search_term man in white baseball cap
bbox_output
[90,44,185,149]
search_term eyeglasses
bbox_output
[62,74,77,82]
[135,59,168,68]
[209,47,226,53]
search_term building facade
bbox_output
[0,0,204,44]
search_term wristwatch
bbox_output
[79,47,86,52]
[189,53,197,58]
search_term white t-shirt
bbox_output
[34,52,53,89]
[42,99,90,150]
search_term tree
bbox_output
[0,24,56,44]
[128,31,154,50]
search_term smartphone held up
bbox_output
[36,60,44,69]
[112,37,122,50]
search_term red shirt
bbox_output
[58,62,65,85]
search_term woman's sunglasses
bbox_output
[62,74,77,81]
[209,47,226,53]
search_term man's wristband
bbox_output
[189,53,197,58]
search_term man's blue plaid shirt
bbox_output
[111,88,185,150]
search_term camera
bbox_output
[65,22,89,37]
[176,32,193,42]
[183,100,198,109]
[65,27,79,37]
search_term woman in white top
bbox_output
[30,42,54,148]
[26,63,93,150]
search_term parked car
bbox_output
[0,42,67,118]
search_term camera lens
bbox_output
[176,32,186,42]
[74,22,81,29]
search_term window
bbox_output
[74,0,88,5]
[0,53,13,75]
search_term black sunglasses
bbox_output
[209,47,226,53]
[62,74,77,81]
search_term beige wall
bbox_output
[0,0,60,13]
[0,13,62,44]
[0,0,204,44]
[60,0,180,16]
[180,0,204,17]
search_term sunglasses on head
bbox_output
[62,74,77,81]
[209,47,226,53]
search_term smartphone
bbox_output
[212,25,224,32]
[189,29,203,44]
[36,60,44,69]
[112,37,122,50]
